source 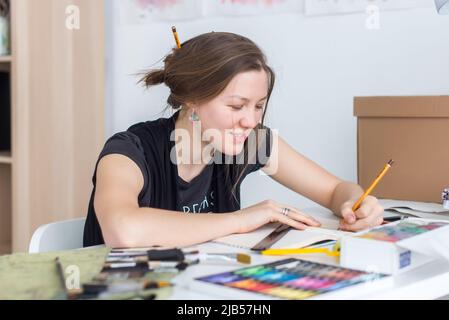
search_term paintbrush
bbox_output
[197,253,251,264]
[108,249,199,260]
[107,249,251,265]
[103,259,199,271]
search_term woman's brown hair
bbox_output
[140,31,275,201]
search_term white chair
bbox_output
[29,218,86,253]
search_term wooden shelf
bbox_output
[2,0,105,252]
[0,55,12,63]
[0,151,12,164]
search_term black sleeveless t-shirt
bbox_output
[83,111,272,247]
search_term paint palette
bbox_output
[194,258,391,300]
[357,221,449,243]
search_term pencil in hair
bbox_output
[172,26,181,49]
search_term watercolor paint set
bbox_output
[356,220,448,243]
[193,258,392,300]
[341,218,449,274]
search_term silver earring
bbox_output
[189,110,200,122]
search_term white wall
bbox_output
[105,0,449,210]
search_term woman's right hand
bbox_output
[232,200,322,234]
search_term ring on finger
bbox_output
[281,207,290,217]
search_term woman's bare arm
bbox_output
[94,154,239,248]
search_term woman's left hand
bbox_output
[339,195,384,232]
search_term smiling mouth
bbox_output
[230,132,246,138]
[229,131,248,144]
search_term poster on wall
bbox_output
[122,0,203,24]
[203,0,303,17]
[304,0,433,16]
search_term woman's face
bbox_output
[196,69,269,156]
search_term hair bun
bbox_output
[142,69,165,87]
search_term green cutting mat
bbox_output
[0,247,174,300]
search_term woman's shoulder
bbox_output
[109,113,177,157]
[100,130,146,163]
[127,113,177,140]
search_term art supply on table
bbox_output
[103,260,196,272]
[103,248,201,275]
[148,261,189,269]
[197,253,251,264]
[193,258,392,300]
[380,199,449,220]
[261,243,341,258]
[65,248,193,299]
[53,257,173,300]
[79,280,169,300]
[83,280,171,296]
[383,215,405,223]
[251,223,291,251]
[380,199,449,214]
[97,290,157,301]
[0,247,176,300]
[213,220,346,252]
[340,218,449,274]
[107,247,250,268]
[442,188,449,209]
[93,270,147,283]
[259,239,341,257]
[352,159,394,212]
[108,248,197,261]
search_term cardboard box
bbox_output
[354,96,449,203]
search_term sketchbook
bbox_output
[212,207,351,250]
[379,199,449,220]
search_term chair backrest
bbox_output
[29,218,86,253]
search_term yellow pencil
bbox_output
[261,241,341,257]
[261,248,340,257]
[352,159,394,212]
[172,26,181,49]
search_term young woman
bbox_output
[83,32,384,248]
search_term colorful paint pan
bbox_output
[196,258,387,300]
[358,221,448,243]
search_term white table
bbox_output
[169,207,449,300]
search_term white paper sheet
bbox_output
[379,199,449,221]
[380,199,449,213]
[212,208,350,249]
